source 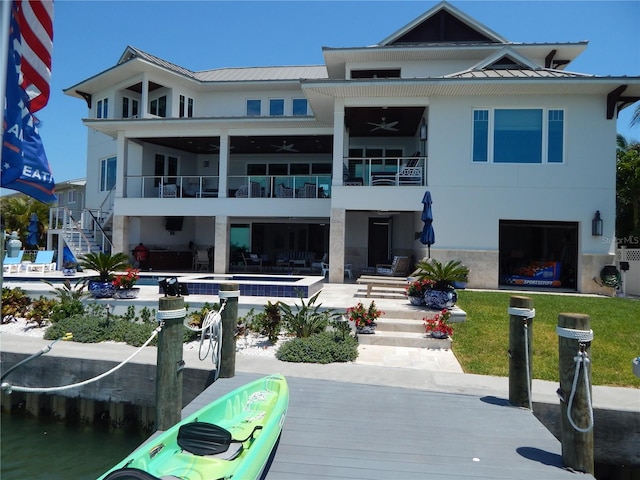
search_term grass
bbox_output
[453,290,640,388]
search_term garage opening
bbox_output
[499,220,578,290]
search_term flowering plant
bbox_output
[346,301,384,329]
[424,309,453,337]
[112,267,140,290]
[406,278,434,297]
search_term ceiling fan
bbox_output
[271,140,298,152]
[368,117,399,132]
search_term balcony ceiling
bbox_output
[345,106,425,137]
[138,135,333,154]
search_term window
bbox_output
[269,99,284,116]
[247,99,261,116]
[292,98,308,116]
[100,157,117,191]
[179,95,194,118]
[122,96,139,118]
[97,98,108,119]
[150,95,167,117]
[67,190,77,204]
[472,108,565,164]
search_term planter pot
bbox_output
[114,287,140,299]
[429,330,449,339]
[62,268,76,276]
[356,322,377,334]
[424,289,458,309]
[88,280,116,299]
[408,295,425,306]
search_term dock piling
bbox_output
[508,295,534,408]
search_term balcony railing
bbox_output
[123,175,331,198]
[343,156,427,186]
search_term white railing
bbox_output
[618,247,640,297]
[80,208,113,254]
[343,156,427,186]
[125,175,220,198]
[227,175,331,198]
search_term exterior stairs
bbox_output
[356,305,466,350]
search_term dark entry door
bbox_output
[368,217,391,266]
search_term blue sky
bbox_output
[33,1,640,184]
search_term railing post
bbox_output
[508,295,534,408]
[557,313,594,475]
[218,283,239,378]
[155,296,186,431]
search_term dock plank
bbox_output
[187,373,592,480]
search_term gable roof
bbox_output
[379,1,508,46]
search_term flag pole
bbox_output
[0,0,12,171]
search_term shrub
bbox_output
[25,296,57,327]
[280,291,338,338]
[249,301,282,343]
[275,331,358,364]
[2,287,31,323]
[45,314,108,343]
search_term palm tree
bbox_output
[0,196,51,248]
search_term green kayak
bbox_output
[98,374,289,480]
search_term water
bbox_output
[1,413,148,479]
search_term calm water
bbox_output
[1,413,148,479]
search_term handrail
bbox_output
[82,208,113,253]
[343,156,427,186]
[97,186,115,222]
[228,175,331,198]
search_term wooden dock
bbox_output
[184,373,593,479]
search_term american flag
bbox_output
[14,0,54,113]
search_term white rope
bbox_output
[523,322,533,411]
[156,308,187,321]
[508,306,536,318]
[566,351,594,432]
[556,326,594,343]
[3,325,163,394]
[185,302,226,380]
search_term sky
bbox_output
[23,0,640,185]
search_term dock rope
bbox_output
[185,301,225,380]
[1,325,163,394]
[508,306,535,411]
[556,326,595,433]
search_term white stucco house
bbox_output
[62,1,640,293]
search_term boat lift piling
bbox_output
[508,295,534,408]
[218,283,239,378]
[557,313,595,475]
[156,295,186,431]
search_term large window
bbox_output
[472,108,564,163]
[179,95,194,118]
[154,154,178,186]
[246,99,261,116]
[100,156,116,191]
[150,95,167,117]
[292,98,308,116]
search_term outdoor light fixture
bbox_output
[159,276,188,297]
[419,118,427,141]
[592,210,603,236]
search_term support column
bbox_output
[218,131,229,198]
[214,215,230,273]
[111,215,129,255]
[329,208,346,283]
[332,101,345,187]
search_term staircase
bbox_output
[49,206,113,260]
[356,305,466,349]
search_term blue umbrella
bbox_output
[420,191,435,258]
[26,213,40,247]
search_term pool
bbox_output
[139,273,323,298]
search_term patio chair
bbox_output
[26,250,56,273]
[398,156,423,185]
[321,260,353,279]
[160,184,177,198]
[241,252,263,271]
[2,250,25,274]
[376,255,410,277]
[235,181,261,198]
[193,249,210,271]
[275,183,293,198]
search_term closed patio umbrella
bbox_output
[420,191,435,258]
[26,213,40,247]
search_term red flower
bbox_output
[112,267,140,289]
[347,301,384,328]
[423,310,453,337]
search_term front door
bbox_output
[368,217,391,266]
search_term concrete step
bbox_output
[379,305,467,322]
[357,329,452,349]
[376,318,426,334]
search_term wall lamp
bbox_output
[419,118,427,141]
[592,211,603,236]
[159,276,189,297]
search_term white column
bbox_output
[214,215,230,273]
[141,74,149,118]
[329,208,346,283]
[218,131,229,198]
[332,101,345,187]
[116,131,127,198]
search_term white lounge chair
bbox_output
[26,250,56,273]
[3,251,25,274]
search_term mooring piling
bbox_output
[218,283,239,378]
[557,312,594,475]
[508,295,534,409]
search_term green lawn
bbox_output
[453,290,640,388]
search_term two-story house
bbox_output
[63,1,640,293]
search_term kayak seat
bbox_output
[177,421,263,460]
[103,467,180,480]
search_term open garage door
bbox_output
[499,220,578,290]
